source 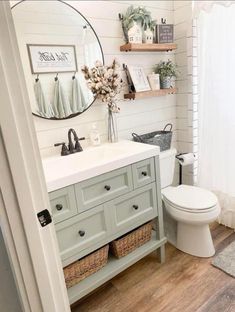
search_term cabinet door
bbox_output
[108,183,158,233]
[49,186,77,224]
[75,166,133,212]
[55,205,111,262]
[132,158,155,189]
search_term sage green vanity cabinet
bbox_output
[48,155,166,305]
[108,183,157,232]
[55,205,111,261]
[49,186,77,224]
[132,158,155,188]
[75,165,133,212]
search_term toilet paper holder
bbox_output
[176,153,195,185]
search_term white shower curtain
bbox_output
[197,4,235,228]
[194,1,235,16]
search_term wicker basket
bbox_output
[132,123,172,152]
[63,245,109,288]
[110,222,152,259]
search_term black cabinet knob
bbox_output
[133,205,139,210]
[78,230,85,237]
[56,204,63,211]
[104,185,111,191]
[141,171,147,176]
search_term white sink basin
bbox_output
[42,140,160,192]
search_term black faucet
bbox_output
[68,128,83,153]
[54,128,85,156]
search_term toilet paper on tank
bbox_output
[177,153,195,166]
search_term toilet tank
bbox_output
[159,148,177,189]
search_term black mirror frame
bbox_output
[11,0,104,121]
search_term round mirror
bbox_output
[12,0,104,120]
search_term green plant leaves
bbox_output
[154,60,179,79]
[120,5,156,31]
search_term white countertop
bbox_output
[42,140,160,192]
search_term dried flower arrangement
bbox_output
[81,59,122,113]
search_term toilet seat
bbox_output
[163,197,217,213]
[162,185,218,213]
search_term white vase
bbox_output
[107,108,118,143]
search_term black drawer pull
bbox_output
[56,204,63,211]
[133,205,139,210]
[104,185,111,191]
[78,230,85,237]
[141,171,147,176]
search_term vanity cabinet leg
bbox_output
[157,245,165,263]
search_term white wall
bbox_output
[16,0,177,157]
[174,1,195,185]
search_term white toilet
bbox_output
[159,148,221,257]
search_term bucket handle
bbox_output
[132,133,144,143]
[163,123,173,132]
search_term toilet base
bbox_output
[177,222,215,257]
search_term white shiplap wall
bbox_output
[174,1,195,185]
[22,0,177,157]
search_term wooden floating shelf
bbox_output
[120,43,177,52]
[124,88,177,100]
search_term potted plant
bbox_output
[154,60,178,89]
[119,6,156,43]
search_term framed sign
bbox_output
[27,44,78,74]
[156,24,174,43]
[127,66,151,92]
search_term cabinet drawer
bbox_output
[55,205,111,261]
[75,166,133,212]
[132,158,155,189]
[49,186,77,224]
[109,183,158,233]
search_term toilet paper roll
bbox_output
[177,153,195,166]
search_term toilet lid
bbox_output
[162,185,218,212]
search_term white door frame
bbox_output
[0,2,70,311]
[0,131,40,311]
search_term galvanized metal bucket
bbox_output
[161,77,172,89]
[132,123,173,152]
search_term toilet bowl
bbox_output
[162,185,220,257]
[159,149,221,258]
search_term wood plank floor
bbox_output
[71,223,235,312]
